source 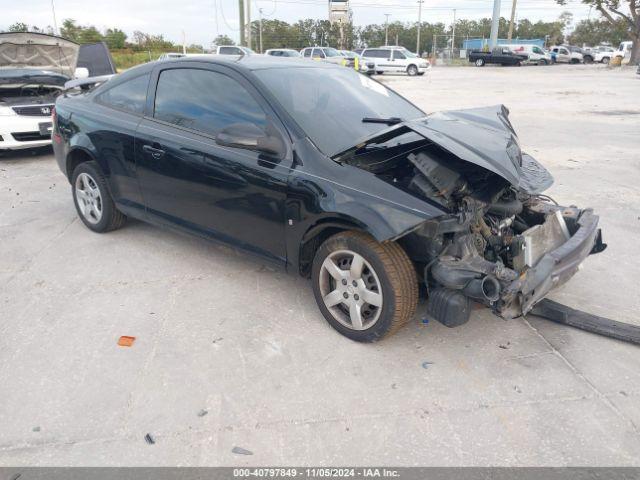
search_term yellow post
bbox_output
[354,56,359,71]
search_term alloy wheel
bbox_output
[75,172,103,224]
[318,249,383,331]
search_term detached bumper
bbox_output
[499,209,605,318]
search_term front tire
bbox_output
[602,57,610,65]
[475,58,485,67]
[71,161,126,233]
[407,65,419,76]
[311,231,418,342]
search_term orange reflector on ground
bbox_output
[118,336,136,347]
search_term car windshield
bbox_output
[255,67,425,156]
[404,50,418,58]
[323,48,341,57]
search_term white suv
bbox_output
[360,47,429,76]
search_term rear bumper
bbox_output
[499,209,604,318]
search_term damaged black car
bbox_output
[52,56,606,342]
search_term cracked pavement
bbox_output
[1,64,639,466]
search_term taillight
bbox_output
[51,106,62,144]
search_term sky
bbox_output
[2,0,597,47]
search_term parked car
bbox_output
[265,49,301,58]
[301,46,374,74]
[593,46,616,64]
[301,47,347,65]
[469,47,527,67]
[338,50,359,59]
[549,46,583,64]
[216,45,255,55]
[337,50,376,75]
[360,47,429,75]
[0,32,111,152]
[501,44,551,65]
[575,47,595,63]
[51,56,605,341]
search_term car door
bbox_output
[365,49,391,72]
[87,71,150,216]
[391,50,407,72]
[134,63,291,264]
[557,47,570,63]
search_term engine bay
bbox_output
[341,133,605,325]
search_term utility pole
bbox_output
[246,0,252,50]
[451,8,457,58]
[50,0,58,35]
[384,14,391,46]
[182,30,186,54]
[489,0,501,48]
[259,8,264,53]
[239,0,245,46]
[507,0,517,41]
[416,0,424,55]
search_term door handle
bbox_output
[142,144,165,159]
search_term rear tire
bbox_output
[311,231,418,342]
[475,58,485,67]
[71,161,126,233]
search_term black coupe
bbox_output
[52,56,605,342]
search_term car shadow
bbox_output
[0,145,53,161]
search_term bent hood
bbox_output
[0,32,79,79]
[407,105,553,194]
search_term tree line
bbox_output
[5,14,632,55]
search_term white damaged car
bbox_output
[0,32,84,151]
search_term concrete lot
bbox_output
[1,64,639,466]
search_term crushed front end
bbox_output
[412,193,606,326]
[335,105,606,327]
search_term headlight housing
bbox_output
[0,106,16,116]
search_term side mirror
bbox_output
[74,67,89,79]
[216,123,285,157]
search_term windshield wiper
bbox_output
[362,116,403,125]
